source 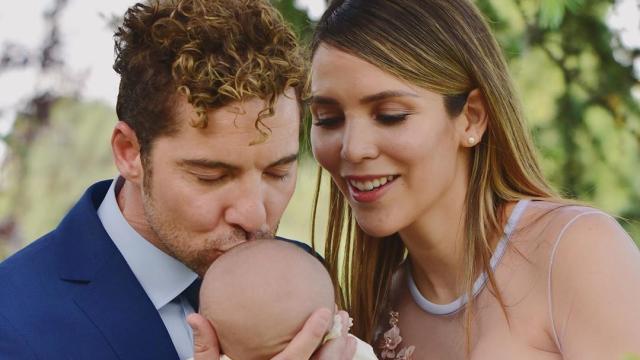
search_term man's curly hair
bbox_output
[113,0,308,156]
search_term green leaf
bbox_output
[538,0,583,29]
[539,0,566,29]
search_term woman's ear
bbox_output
[111,121,144,186]
[458,89,488,147]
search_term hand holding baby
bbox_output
[189,308,356,360]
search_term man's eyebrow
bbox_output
[178,153,298,170]
[268,153,298,167]
[178,159,240,171]
[308,90,419,106]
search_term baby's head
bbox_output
[199,240,335,360]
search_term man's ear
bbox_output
[458,89,488,148]
[111,121,144,186]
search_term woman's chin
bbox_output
[357,221,399,239]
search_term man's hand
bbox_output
[188,308,357,360]
[188,313,220,360]
[273,308,357,360]
[310,310,357,360]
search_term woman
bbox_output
[308,0,640,359]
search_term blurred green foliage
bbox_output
[0,99,117,257]
[0,0,639,257]
[271,0,314,41]
[475,0,640,242]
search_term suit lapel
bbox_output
[72,251,179,360]
[55,181,179,360]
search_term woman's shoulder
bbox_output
[523,199,603,220]
[519,199,617,239]
[523,201,640,357]
[516,199,637,272]
[510,199,636,268]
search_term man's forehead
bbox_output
[172,94,300,134]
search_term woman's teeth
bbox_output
[349,176,395,192]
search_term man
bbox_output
[0,0,354,359]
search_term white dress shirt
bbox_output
[98,177,198,360]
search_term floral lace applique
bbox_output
[378,311,415,360]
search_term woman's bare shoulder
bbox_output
[509,199,634,267]
[532,202,640,357]
[515,199,638,290]
[515,200,609,244]
[524,199,599,221]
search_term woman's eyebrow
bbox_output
[308,95,339,106]
[308,90,419,107]
[359,90,419,104]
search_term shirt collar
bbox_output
[97,176,198,310]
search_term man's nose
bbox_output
[223,177,268,237]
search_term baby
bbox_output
[191,239,377,360]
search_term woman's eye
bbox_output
[313,116,343,128]
[376,113,410,124]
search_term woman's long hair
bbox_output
[310,0,560,349]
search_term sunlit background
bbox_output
[1,0,639,258]
[0,0,325,136]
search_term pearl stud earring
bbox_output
[468,137,476,145]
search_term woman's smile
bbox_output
[344,175,400,203]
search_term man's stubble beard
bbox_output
[140,169,276,275]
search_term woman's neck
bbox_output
[399,193,518,305]
[398,182,467,304]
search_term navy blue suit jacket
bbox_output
[0,180,314,359]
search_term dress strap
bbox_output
[547,209,606,354]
